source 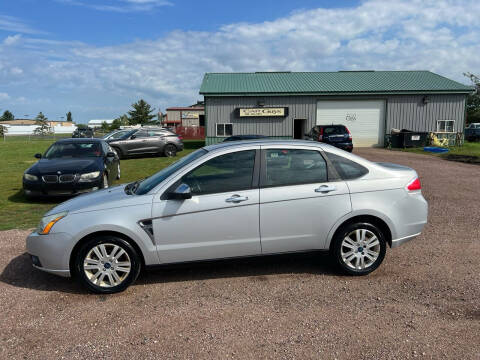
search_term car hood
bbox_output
[46,184,153,215]
[29,158,101,174]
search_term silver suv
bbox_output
[26,140,428,293]
[107,127,183,158]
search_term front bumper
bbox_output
[26,231,73,277]
[23,177,103,197]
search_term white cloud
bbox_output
[0,15,44,34]
[56,0,172,13]
[1,0,479,122]
[3,34,22,46]
[0,92,10,100]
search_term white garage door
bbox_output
[316,100,385,147]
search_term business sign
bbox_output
[236,107,288,117]
[181,111,200,119]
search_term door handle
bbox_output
[315,185,337,193]
[225,194,249,203]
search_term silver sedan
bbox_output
[26,140,428,293]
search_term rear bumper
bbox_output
[391,232,421,248]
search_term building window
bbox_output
[216,123,233,137]
[437,120,454,133]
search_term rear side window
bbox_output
[326,152,368,180]
[263,149,327,187]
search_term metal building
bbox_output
[199,71,473,146]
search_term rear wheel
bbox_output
[163,144,177,157]
[331,222,386,275]
[73,236,141,294]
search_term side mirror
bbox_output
[168,183,192,200]
[106,151,116,158]
[130,135,136,139]
[34,153,42,159]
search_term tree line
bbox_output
[0,98,158,135]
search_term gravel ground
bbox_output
[0,149,479,360]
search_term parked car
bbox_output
[23,138,120,198]
[102,129,132,141]
[107,127,183,158]
[465,123,480,141]
[306,125,353,152]
[72,127,94,138]
[26,140,428,293]
[223,135,268,142]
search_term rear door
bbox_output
[259,145,351,254]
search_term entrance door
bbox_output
[293,119,305,139]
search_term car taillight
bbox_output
[407,177,421,191]
[345,126,352,140]
[318,127,324,141]
[177,135,183,140]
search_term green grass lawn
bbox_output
[396,141,480,159]
[0,137,204,231]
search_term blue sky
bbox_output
[0,0,479,123]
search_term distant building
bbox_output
[164,102,205,128]
[88,119,114,128]
[1,119,75,127]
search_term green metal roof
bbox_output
[199,71,474,96]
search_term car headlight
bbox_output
[78,171,100,182]
[24,173,38,181]
[37,211,68,235]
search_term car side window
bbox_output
[326,152,369,180]
[180,150,256,196]
[263,149,327,187]
[135,131,149,138]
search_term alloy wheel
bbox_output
[340,229,380,270]
[83,243,132,288]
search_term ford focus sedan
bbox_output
[26,140,428,293]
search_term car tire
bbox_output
[163,144,177,157]
[73,236,141,294]
[112,147,123,159]
[102,173,109,189]
[116,163,121,180]
[330,222,386,276]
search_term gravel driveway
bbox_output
[1,149,479,359]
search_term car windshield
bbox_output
[44,142,103,159]
[134,148,208,195]
[103,130,129,139]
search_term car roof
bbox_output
[205,139,328,152]
[56,138,104,143]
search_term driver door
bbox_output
[151,148,261,263]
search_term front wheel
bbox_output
[102,174,109,189]
[73,236,141,294]
[331,222,386,275]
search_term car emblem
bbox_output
[57,171,62,175]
